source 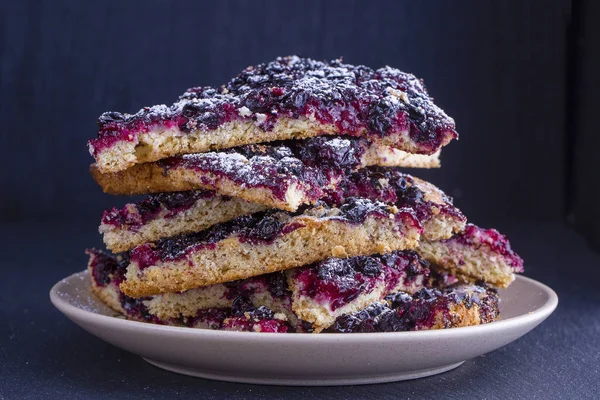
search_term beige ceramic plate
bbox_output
[50,271,557,386]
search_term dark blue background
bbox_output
[2,1,600,399]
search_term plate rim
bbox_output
[50,270,558,341]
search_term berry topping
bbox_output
[222,303,289,333]
[265,271,290,298]
[86,249,128,286]
[291,251,429,311]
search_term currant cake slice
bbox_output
[87,249,298,332]
[418,224,524,288]
[327,284,500,333]
[120,197,422,298]
[89,56,457,173]
[91,137,439,211]
[286,250,430,332]
[100,191,267,253]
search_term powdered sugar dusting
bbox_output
[156,137,374,204]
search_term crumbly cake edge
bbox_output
[418,239,516,288]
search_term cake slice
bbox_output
[87,249,298,332]
[100,191,268,253]
[418,224,524,288]
[120,198,422,297]
[89,56,457,173]
[99,168,465,253]
[327,284,500,333]
[286,251,430,332]
[91,137,439,211]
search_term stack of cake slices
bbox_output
[86,56,523,333]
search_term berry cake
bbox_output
[100,191,267,253]
[286,251,430,332]
[91,137,439,211]
[327,284,500,333]
[88,56,457,173]
[119,198,422,297]
[87,249,300,332]
[418,224,524,288]
[99,169,464,253]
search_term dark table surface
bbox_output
[1,220,599,399]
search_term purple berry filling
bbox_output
[90,56,456,156]
[222,271,291,300]
[119,295,288,332]
[427,268,460,288]
[452,224,524,271]
[86,249,128,286]
[289,136,371,170]
[119,293,163,324]
[226,302,289,333]
[221,309,289,333]
[294,261,377,311]
[292,250,429,311]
